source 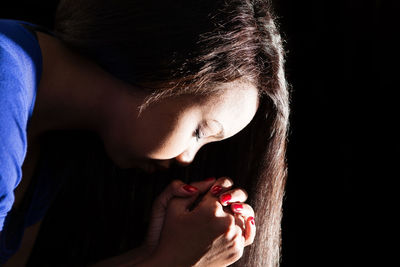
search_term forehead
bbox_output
[196,81,259,136]
[198,80,259,108]
[153,80,259,120]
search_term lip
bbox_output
[154,159,172,169]
[128,157,176,174]
[134,160,172,173]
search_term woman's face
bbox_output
[103,80,259,171]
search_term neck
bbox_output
[29,32,136,141]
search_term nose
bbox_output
[175,149,196,166]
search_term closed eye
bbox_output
[194,128,203,142]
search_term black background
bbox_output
[1,0,386,266]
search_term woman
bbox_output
[0,0,289,266]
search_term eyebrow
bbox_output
[210,119,225,139]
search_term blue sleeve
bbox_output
[0,19,42,231]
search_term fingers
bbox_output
[191,176,255,247]
[244,216,256,246]
[157,177,221,212]
[231,203,256,246]
[190,177,216,194]
[194,177,233,212]
[218,188,248,206]
[147,179,199,247]
[204,177,247,207]
[233,213,246,231]
[230,203,254,218]
[229,212,255,247]
[153,180,196,210]
[230,203,255,247]
[207,177,234,198]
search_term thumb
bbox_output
[154,180,199,211]
[169,177,218,213]
[146,180,199,249]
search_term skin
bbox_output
[149,177,257,267]
[30,33,259,172]
[7,32,258,266]
[102,81,260,171]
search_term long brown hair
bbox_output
[31,0,289,266]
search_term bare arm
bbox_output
[3,220,43,267]
[89,246,153,267]
[1,220,153,267]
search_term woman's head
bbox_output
[102,79,259,169]
[55,0,287,165]
[54,0,289,266]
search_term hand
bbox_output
[211,177,256,248]
[149,177,256,267]
[144,178,216,253]
[90,179,216,267]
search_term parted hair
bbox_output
[30,1,289,266]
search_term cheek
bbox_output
[131,115,192,160]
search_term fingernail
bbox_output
[204,177,216,182]
[249,216,255,225]
[231,203,243,211]
[220,194,232,205]
[183,185,198,193]
[211,185,222,195]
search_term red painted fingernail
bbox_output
[211,185,222,195]
[220,194,232,205]
[232,203,243,211]
[249,216,255,225]
[204,177,216,182]
[183,185,198,193]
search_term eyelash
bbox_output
[194,128,203,142]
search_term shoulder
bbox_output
[0,19,42,230]
[0,19,43,100]
[0,19,43,124]
[0,19,42,61]
[0,19,42,57]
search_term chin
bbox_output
[124,158,171,173]
[111,157,134,169]
[106,150,137,169]
[106,146,172,172]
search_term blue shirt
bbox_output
[0,19,42,231]
[0,19,44,263]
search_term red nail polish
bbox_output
[211,185,222,195]
[183,185,198,193]
[249,216,255,225]
[204,177,216,182]
[220,194,232,205]
[232,203,243,211]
